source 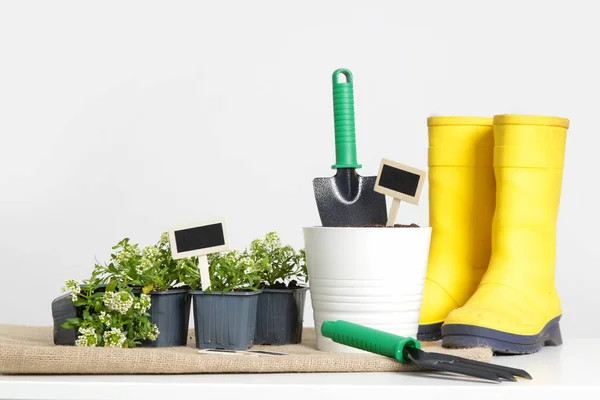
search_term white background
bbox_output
[0,0,597,340]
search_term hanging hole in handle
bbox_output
[332,68,353,84]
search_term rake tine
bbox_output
[425,351,532,380]
[452,361,517,382]
[406,351,502,382]
[453,359,530,380]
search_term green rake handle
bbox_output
[321,320,421,364]
[331,68,361,169]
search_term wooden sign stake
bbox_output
[387,198,401,227]
[374,158,426,226]
[198,255,212,291]
[168,217,230,292]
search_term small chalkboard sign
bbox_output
[168,217,230,291]
[374,159,426,226]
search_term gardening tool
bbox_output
[321,320,532,382]
[442,115,569,354]
[313,68,387,227]
[198,349,288,356]
[418,116,496,341]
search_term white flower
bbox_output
[98,311,110,325]
[239,256,253,267]
[114,243,141,269]
[159,232,170,247]
[103,328,126,348]
[138,294,151,313]
[250,232,282,254]
[103,291,134,315]
[239,256,255,274]
[142,246,159,260]
[139,245,160,274]
[65,280,81,293]
[75,326,98,347]
[264,232,281,251]
[130,293,151,313]
[78,327,95,335]
[64,280,81,301]
[250,238,264,253]
[147,324,160,341]
[228,250,240,258]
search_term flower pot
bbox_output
[190,290,260,350]
[52,285,190,347]
[51,293,79,345]
[142,288,191,347]
[303,226,432,353]
[254,286,309,345]
[51,284,107,346]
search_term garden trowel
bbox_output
[313,69,387,227]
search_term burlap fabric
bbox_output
[0,325,492,375]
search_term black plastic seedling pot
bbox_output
[52,293,79,345]
[52,286,191,347]
[52,284,108,345]
[142,288,191,348]
[254,286,309,345]
[190,290,261,350]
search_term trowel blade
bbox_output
[313,168,388,227]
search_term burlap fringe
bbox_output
[0,325,492,375]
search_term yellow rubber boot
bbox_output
[418,117,496,341]
[442,114,569,353]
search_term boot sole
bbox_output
[441,315,563,354]
[417,322,443,341]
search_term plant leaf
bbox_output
[106,278,117,292]
[142,284,154,294]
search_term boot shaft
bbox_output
[427,117,496,278]
[420,117,496,326]
[485,115,569,292]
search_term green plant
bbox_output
[60,279,159,348]
[91,233,199,293]
[186,250,264,293]
[60,232,201,347]
[248,232,307,288]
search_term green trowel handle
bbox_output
[321,320,420,364]
[331,68,362,169]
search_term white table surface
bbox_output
[1,338,598,400]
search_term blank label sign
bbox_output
[169,218,230,259]
[174,224,225,253]
[378,165,421,197]
[375,159,426,205]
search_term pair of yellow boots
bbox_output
[418,115,569,354]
